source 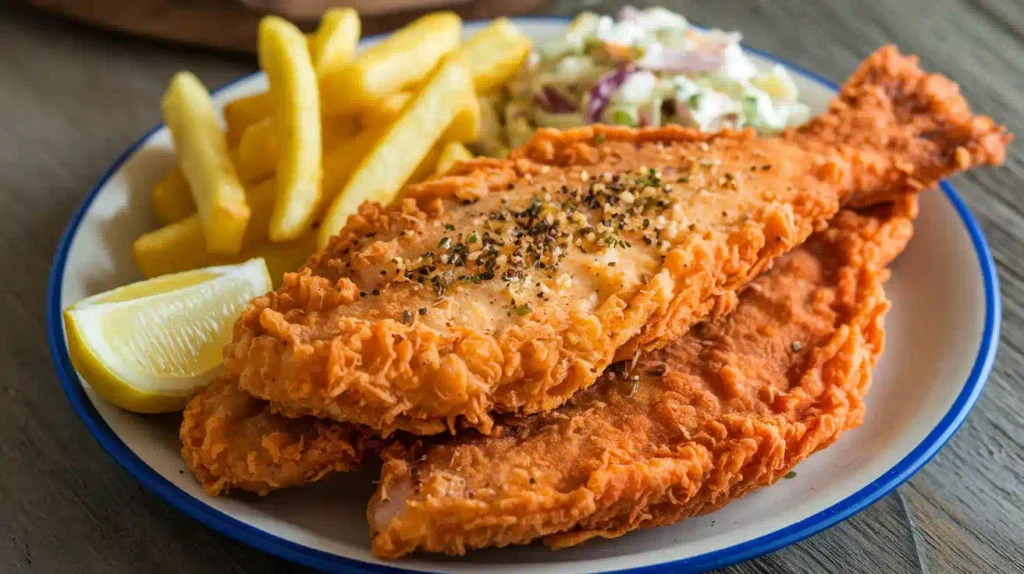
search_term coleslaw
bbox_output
[475,7,811,157]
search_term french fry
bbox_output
[235,114,358,184]
[321,126,385,200]
[320,12,461,115]
[461,18,533,93]
[310,8,361,77]
[433,141,474,177]
[133,178,315,282]
[223,10,359,149]
[223,92,271,146]
[137,178,277,271]
[151,168,195,224]
[259,16,322,242]
[235,118,278,184]
[132,216,209,279]
[360,91,412,128]
[318,53,476,248]
[162,72,250,254]
[133,218,316,285]
[322,114,361,150]
[444,95,481,143]
[406,142,445,185]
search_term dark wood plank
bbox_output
[0,0,1021,572]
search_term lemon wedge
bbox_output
[63,258,271,413]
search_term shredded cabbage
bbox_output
[473,6,812,155]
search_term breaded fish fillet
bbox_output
[225,46,1008,436]
[180,377,376,495]
[367,196,918,558]
[181,198,912,500]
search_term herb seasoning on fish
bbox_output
[391,167,680,306]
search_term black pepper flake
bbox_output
[371,288,381,296]
[529,477,536,484]
[418,307,427,315]
[445,223,455,230]
[401,310,412,325]
[431,270,454,297]
[648,364,667,377]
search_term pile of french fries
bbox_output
[134,10,532,283]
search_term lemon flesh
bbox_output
[63,258,271,413]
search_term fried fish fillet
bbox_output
[225,46,1008,436]
[367,196,919,558]
[180,377,376,495]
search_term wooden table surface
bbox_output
[2,0,1021,571]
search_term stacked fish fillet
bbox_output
[180,46,1010,559]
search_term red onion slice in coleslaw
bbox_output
[535,86,578,113]
[586,65,636,122]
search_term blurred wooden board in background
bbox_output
[29,0,544,54]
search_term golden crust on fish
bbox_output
[180,377,375,495]
[367,196,918,558]
[224,46,1008,436]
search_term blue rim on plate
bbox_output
[46,17,1000,574]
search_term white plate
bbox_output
[47,17,999,574]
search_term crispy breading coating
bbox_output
[224,46,1008,436]
[367,196,918,558]
[180,377,376,495]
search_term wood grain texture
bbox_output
[28,0,543,54]
[1,0,1021,572]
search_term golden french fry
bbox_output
[133,218,315,286]
[443,94,480,143]
[322,114,361,150]
[259,16,322,242]
[132,216,209,279]
[223,92,271,146]
[359,91,412,128]
[133,178,314,283]
[310,8,360,77]
[318,53,475,248]
[320,12,461,115]
[407,142,445,185]
[321,126,385,200]
[433,141,474,177]
[235,114,357,184]
[136,178,276,272]
[151,168,195,224]
[162,72,250,254]
[461,18,533,93]
[235,118,278,184]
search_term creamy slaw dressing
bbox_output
[475,7,810,156]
